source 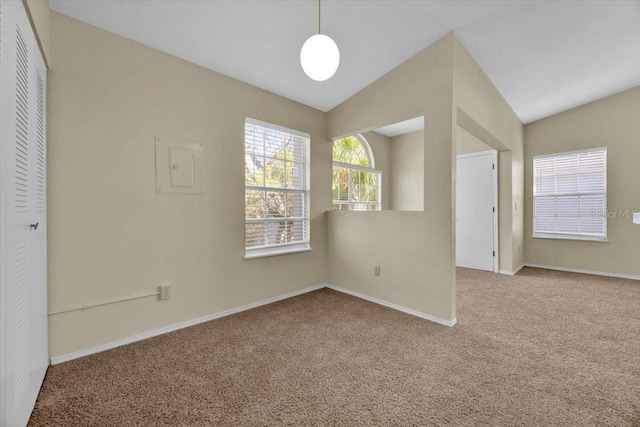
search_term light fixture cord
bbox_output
[318,0,321,34]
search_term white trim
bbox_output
[456,149,499,273]
[456,149,496,160]
[325,283,457,327]
[244,245,311,259]
[523,263,640,281]
[532,233,608,243]
[499,264,525,276]
[50,284,325,365]
[533,146,607,160]
[245,117,310,139]
[492,151,499,273]
[331,161,382,175]
[50,281,460,365]
[355,134,375,169]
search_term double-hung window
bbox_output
[244,118,310,258]
[533,148,607,241]
[332,135,381,211]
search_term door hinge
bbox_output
[493,251,495,257]
[493,207,495,213]
[492,163,495,170]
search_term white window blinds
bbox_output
[533,148,607,240]
[244,118,310,257]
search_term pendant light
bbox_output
[300,0,340,81]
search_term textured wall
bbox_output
[390,130,424,211]
[326,34,457,321]
[47,13,331,358]
[327,211,454,321]
[524,87,640,277]
[453,38,524,273]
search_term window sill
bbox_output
[532,234,608,243]
[244,244,312,260]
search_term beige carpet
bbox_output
[29,268,640,426]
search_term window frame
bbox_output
[532,147,608,242]
[332,135,382,211]
[244,118,311,259]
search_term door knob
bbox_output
[30,222,39,231]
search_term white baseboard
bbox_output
[50,284,325,365]
[523,263,640,281]
[499,264,525,276]
[325,283,457,327]
[51,281,459,365]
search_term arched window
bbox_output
[332,135,381,211]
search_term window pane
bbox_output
[245,222,266,248]
[290,220,305,242]
[533,148,606,238]
[556,173,579,194]
[245,119,310,251]
[580,215,605,236]
[246,153,265,182]
[266,220,288,245]
[285,192,305,218]
[580,171,605,193]
[332,135,369,167]
[245,190,265,219]
[266,192,286,218]
[331,165,381,211]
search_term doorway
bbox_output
[456,150,498,272]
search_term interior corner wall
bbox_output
[326,33,456,322]
[452,35,524,273]
[524,87,640,277]
[47,12,330,358]
[390,130,424,211]
[360,131,392,211]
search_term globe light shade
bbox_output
[300,34,340,81]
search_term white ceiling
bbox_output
[50,0,640,124]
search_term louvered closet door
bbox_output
[0,1,48,426]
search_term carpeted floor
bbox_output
[29,267,640,426]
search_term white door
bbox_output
[0,1,48,426]
[456,151,497,272]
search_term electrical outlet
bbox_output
[159,284,171,300]
[374,266,381,276]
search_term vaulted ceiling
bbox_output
[50,0,640,124]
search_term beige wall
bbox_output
[390,130,424,211]
[453,38,524,272]
[23,0,50,66]
[327,211,452,320]
[326,34,457,321]
[325,32,523,321]
[46,16,528,357]
[524,87,640,277]
[360,131,391,210]
[47,13,331,358]
[457,126,490,155]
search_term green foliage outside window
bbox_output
[332,136,380,211]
